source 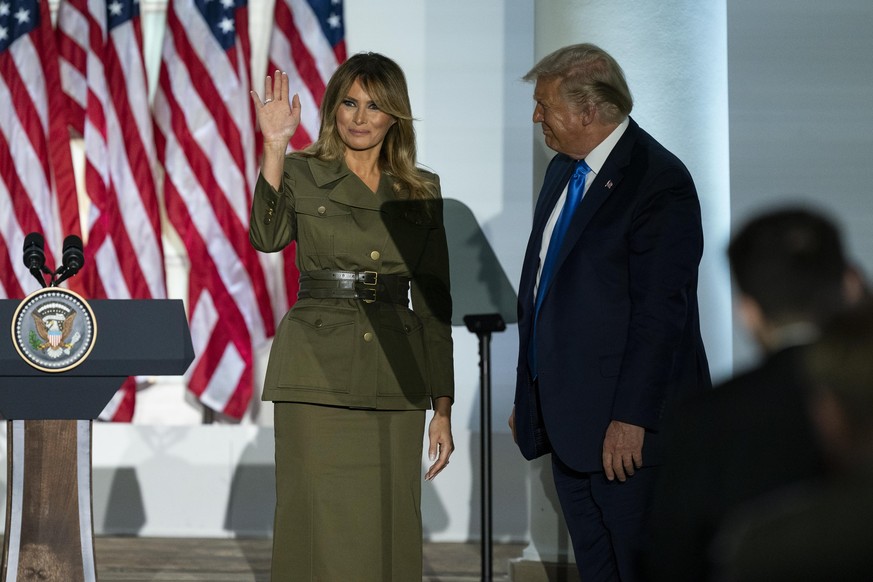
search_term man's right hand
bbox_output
[602,420,644,482]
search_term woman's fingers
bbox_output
[279,70,290,101]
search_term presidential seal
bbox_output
[11,288,97,373]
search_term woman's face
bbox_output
[335,78,396,154]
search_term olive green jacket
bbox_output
[250,154,454,410]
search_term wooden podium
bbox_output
[0,299,193,582]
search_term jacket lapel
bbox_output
[519,155,576,305]
[308,157,386,211]
[530,155,576,239]
[544,119,640,298]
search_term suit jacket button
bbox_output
[315,319,323,328]
[263,217,272,224]
[317,205,326,215]
[363,332,374,342]
[370,250,381,261]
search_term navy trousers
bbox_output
[552,455,658,581]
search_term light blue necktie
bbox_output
[529,159,591,377]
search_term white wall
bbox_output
[727,0,873,369]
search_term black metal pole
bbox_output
[478,330,493,582]
[463,313,505,582]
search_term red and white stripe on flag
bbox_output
[154,0,276,419]
[0,0,80,300]
[267,0,346,312]
[56,0,167,422]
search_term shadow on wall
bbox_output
[442,199,519,328]
[224,428,276,577]
[421,473,451,538]
[442,198,528,542]
[224,429,276,536]
[94,467,146,535]
[466,431,531,542]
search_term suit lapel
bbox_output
[543,119,640,299]
[519,155,576,305]
[530,155,576,240]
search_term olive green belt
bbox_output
[297,270,410,305]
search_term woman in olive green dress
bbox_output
[249,53,454,581]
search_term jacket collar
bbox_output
[307,156,396,210]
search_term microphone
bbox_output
[62,235,84,273]
[54,235,85,286]
[22,232,48,288]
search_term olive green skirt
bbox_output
[271,402,426,581]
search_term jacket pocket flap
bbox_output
[288,305,356,330]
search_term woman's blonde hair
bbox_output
[302,52,437,200]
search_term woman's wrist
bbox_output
[433,396,452,416]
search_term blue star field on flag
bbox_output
[106,0,138,31]
[307,0,344,49]
[0,0,40,53]
[195,0,246,50]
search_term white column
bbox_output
[522,0,732,567]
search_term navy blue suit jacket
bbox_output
[514,118,712,472]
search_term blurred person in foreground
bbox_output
[249,53,454,581]
[714,299,873,581]
[648,207,865,581]
[509,43,711,581]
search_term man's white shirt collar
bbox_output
[584,117,629,175]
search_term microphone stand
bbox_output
[463,313,506,582]
[28,265,53,289]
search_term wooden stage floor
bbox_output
[90,537,526,581]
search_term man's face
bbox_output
[532,76,591,159]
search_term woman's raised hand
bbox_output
[251,70,301,150]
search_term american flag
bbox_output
[153,0,275,419]
[0,0,80,299]
[266,0,345,312]
[56,0,166,421]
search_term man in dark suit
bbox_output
[714,300,873,582]
[509,43,711,581]
[648,208,865,581]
